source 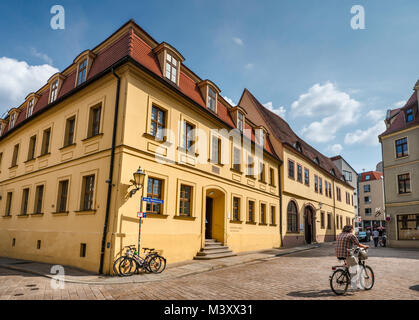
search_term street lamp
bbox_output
[129,166,146,197]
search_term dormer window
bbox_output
[10,113,16,129]
[50,80,59,103]
[165,53,178,84]
[27,99,34,118]
[294,141,302,152]
[406,108,414,122]
[259,130,265,147]
[330,169,335,176]
[208,87,216,112]
[237,112,244,132]
[77,59,88,85]
[197,80,221,113]
[0,123,3,136]
[314,157,320,165]
[365,175,371,181]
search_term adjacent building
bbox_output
[379,84,419,247]
[358,171,385,230]
[0,20,355,273]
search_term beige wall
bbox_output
[359,178,385,221]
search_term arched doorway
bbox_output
[304,206,316,244]
[204,188,226,244]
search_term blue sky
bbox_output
[1,0,418,173]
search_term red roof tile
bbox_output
[360,171,383,182]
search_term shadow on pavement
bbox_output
[287,289,354,298]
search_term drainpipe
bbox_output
[99,68,121,274]
[278,163,283,247]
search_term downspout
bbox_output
[99,68,121,274]
[333,180,337,241]
[278,163,283,247]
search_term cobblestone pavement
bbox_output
[1,242,419,300]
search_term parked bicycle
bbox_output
[330,247,375,295]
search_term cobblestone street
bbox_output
[1,243,419,300]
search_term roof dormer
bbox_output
[153,42,185,86]
[25,92,41,119]
[255,125,268,148]
[230,106,247,132]
[47,73,66,104]
[74,50,96,87]
[8,108,20,130]
[0,119,7,136]
[197,80,221,113]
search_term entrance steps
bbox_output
[194,239,237,260]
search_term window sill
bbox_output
[59,143,76,151]
[82,133,104,143]
[173,215,196,221]
[395,155,409,160]
[143,133,171,145]
[17,214,29,218]
[246,221,257,225]
[146,213,169,219]
[269,224,277,227]
[52,211,69,216]
[230,168,242,174]
[177,147,199,157]
[286,232,301,235]
[30,213,44,217]
[246,175,256,180]
[2,215,12,218]
[37,153,51,159]
[259,180,267,184]
[269,184,276,188]
[258,223,268,226]
[208,160,224,167]
[229,220,243,224]
[75,210,96,216]
[24,158,36,164]
[9,165,18,170]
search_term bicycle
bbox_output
[329,247,375,295]
[118,246,167,276]
[113,245,157,276]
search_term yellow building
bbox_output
[0,20,355,274]
[238,89,355,247]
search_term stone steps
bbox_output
[194,239,237,260]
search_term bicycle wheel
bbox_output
[144,253,158,273]
[119,257,136,277]
[359,265,374,290]
[113,256,125,277]
[148,255,166,274]
[330,269,349,295]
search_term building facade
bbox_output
[0,20,355,274]
[379,86,419,247]
[358,171,385,230]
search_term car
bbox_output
[357,231,369,242]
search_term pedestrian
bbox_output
[366,229,371,242]
[372,229,379,247]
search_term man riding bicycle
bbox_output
[336,225,369,261]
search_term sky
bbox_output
[0,0,418,173]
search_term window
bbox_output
[77,59,88,85]
[336,215,340,229]
[20,188,29,216]
[365,208,372,216]
[327,213,331,229]
[304,168,309,186]
[288,160,295,179]
[237,112,244,132]
[351,195,354,206]
[364,196,371,204]
[270,206,276,225]
[343,170,352,182]
[27,99,35,118]
[27,135,37,161]
[37,240,41,250]
[248,200,255,222]
[146,178,163,214]
[294,141,302,152]
[346,192,350,204]
[12,238,15,247]
[269,168,275,186]
[365,175,371,181]
[395,138,408,158]
[81,175,95,211]
[319,177,323,194]
[287,201,298,232]
[259,162,265,182]
[10,113,16,129]
[398,173,411,194]
[325,181,329,197]
[364,185,371,193]
[259,130,265,148]
[232,147,241,172]
[297,164,302,183]
[64,117,76,147]
[57,180,69,213]
[208,87,217,112]
[232,197,240,221]
[41,128,51,155]
[211,136,221,164]
[336,187,341,201]
[50,80,59,103]
[179,185,192,216]
[182,122,195,153]
[11,144,19,167]
[88,104,101,138]
[260,203,266,224]
[247,155,254,177]
[150,106,166,141]
[34,185,44,214]
[321,211,325,229]
[314,157,319,165]
[340,216,343,229]
[406,108,414,122]
[0,152,2,170]
[328,183,332,198]
[80,243,87,258]
[5,192,13,216]
[397,214,419,240]
[165,53,178,84]
[314,175,318,192]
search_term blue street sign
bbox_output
[142,197,164,204]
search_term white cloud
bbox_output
[292,82,361,143]
[232,37,244,46]
[244,63,254,70]
[263,102,286,119]
[394,100,406,108]
[223,96,236,107]
[327,144,343,155]
[30,48,54,65]
[366,109,386,122]
[0,57,58,114]
[344,121,386,146]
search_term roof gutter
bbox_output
[99,67,121,274]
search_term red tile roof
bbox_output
[360,171,383,182]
